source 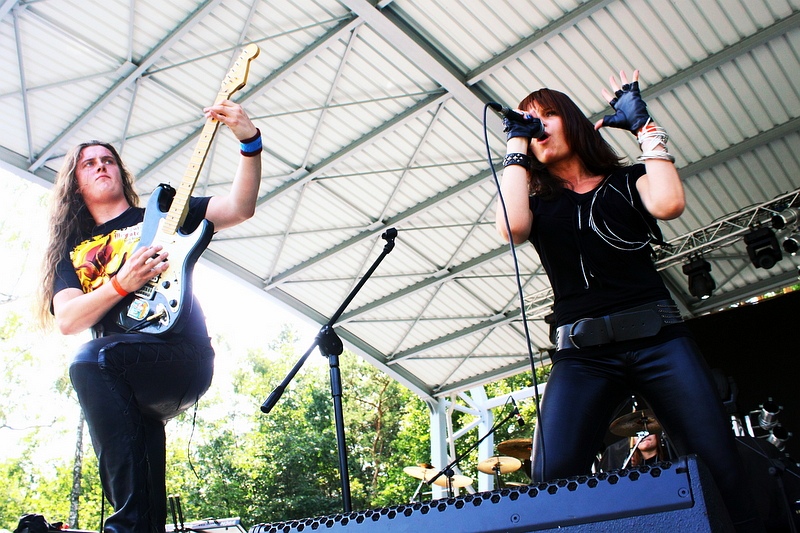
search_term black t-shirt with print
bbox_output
[53,196,212,340]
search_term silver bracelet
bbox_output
[637,120,675,163]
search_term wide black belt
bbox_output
[555,300,682,351]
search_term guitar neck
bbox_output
[160,42,259,236]
[162,91,228,235]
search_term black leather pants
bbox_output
[531,336,761,531]
[69,333,214,533]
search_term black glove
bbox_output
[503,116,544,141]
[601,81,650,133]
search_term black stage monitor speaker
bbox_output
[249,455,733,532]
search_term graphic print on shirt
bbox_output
[70,224,141,293]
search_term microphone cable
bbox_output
[482,102,546,479]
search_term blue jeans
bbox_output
[70,333,214,533]
[532,336,760,529]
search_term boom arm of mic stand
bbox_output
[260,229,397,413]
[260,344,316,413]
[427,407,518,487]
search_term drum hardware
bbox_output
[743,397,793,452]
[422,401,522,497]
[621,430,652,470]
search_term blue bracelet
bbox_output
[240,129,262,156]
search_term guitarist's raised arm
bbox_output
[203,100,262,231]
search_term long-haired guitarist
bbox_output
[36,99,261,532]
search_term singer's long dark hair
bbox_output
[517,88,624,199]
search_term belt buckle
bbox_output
[568,318,591,350]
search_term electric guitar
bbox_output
[115,43,260,335]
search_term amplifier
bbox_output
[249,455,732,532]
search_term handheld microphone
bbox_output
[488,102,545,138]
[488,102,529,122]
[510,397,526,427]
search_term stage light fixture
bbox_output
[744,226,782,269]
[771,206,800,230]
[767,425,792,452]
[682,257,715,300]
[757,398,781,430]
[783,232,800,255]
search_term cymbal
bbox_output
[402,466,473,488]
[477,455,522,474]
[609,409,662,437]
[448,474,474,488]
[403,465,437,481]
[497,438,532,460]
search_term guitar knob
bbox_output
[162,280,171,289]
[169,299,178,308]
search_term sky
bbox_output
[0,165,319,460]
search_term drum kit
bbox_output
[402,437,534,500]
[403,409,673,500]
[601,408,681,472]
[609,409,666,469]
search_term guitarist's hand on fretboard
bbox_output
[203,99,259,142]
[203,99,263,232]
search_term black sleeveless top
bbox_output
[528,164,671,327]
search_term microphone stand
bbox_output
[260,228,398,513]
[427,405,519,495]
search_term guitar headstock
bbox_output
[219,43,260,98]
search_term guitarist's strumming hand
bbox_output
[112,245,170,295]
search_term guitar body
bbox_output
[115,184,214,335]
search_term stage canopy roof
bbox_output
[2,0,799,401]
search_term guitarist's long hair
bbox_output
[37,141,139,329]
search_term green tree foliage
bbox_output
[163,325,431,527]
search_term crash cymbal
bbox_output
[497,438,533,460]
[402,466,473,488]
[609,409,662,437]
[403,465,437,481]
[505,481,528,487]
[477,455,522,475]
[448,474,474,488]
